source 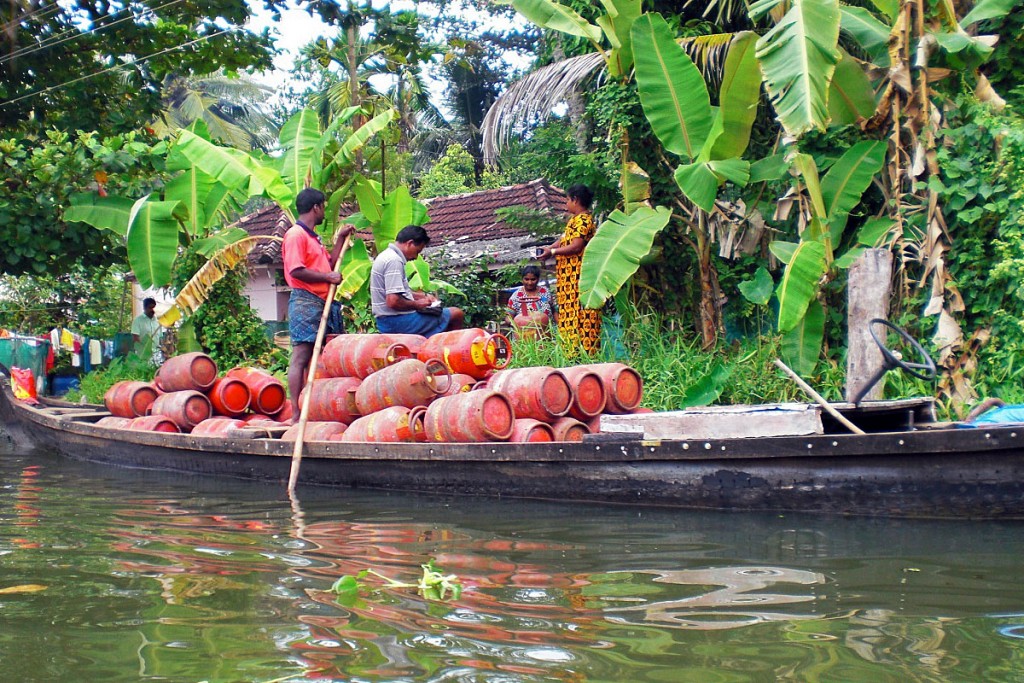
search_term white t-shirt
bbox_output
[370,244,415,317]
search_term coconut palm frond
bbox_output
[686,0,750,26]
[680,33,737,86]
[158,236,282,327]
[481,52,606,166]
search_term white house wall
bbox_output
[245,266,286,322]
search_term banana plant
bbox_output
[511,0,642,78]
[770,140,887,373]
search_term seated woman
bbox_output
[507,265,553,317]
[507,265,553,336]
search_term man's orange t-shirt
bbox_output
[282,223,331,298]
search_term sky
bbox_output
[244,0,531,111]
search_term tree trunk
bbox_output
[695,212,719,349]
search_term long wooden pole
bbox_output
[287,235,353,494]
[773,359,866,435]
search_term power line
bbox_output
[0,26,236,110]
[0,2,64,36]
[1,0,189,66]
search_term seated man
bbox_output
[370,225,464,338]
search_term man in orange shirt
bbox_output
[282,188,355,420]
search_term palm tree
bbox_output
[151,71,277,151]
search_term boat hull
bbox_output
[4,382,1024,517]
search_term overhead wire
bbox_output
[0,0,329,110]
[1,0,189,65]
[0,25,236,109]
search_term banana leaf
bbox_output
[596,0,643,77]
[192,227,250,258]
[632,13,713,161]
[159,235,272,325]
[621,160,652,213]
[512,0,604,43]
[64,194,135,235]
[792,153,828,221]
[820,140,886,243]
[828,48,878,126]
[164,167,218,237]
[769,240,799,264]
[378,186,429,254]
[339,238,372,300]
[278,108,322,199]
[675,159,750,212]
[333,109,397,166]
[755,0,841,137]
[579,205,673,309]
[709,31,761,160]
[406,258,432,291]
[775,239,827,332]
[352,174,383,227]
[749,154,791,183]
[781,299,824,375]
[961,0,1017,27]
[834,246,866,268]
[856,217,897,245]
[126,195,188,289]
[839,6,891,66]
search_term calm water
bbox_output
[3,449,1024,682]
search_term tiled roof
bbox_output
[238,178,567,267]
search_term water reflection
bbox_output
[3,450,1024,682]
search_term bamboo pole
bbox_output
[773,359,866,435]
[287,235,353,494]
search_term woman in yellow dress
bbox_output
[539,184,601,355]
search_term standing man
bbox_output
[131,297,163,364]
[370,224,464,338]
[282,188,355,420]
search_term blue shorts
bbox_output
[289,289,344,344]
[376,309,452,338]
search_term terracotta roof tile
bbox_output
[237,178,566,267]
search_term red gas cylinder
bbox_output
[559,366,608,420]
[442,373,479,396]
[487,366,571,422]
[513,310,550,340]
[423,390,514,443]
[341,406,426,443]
[104,380,158,418]
[281,421,348,441]
[298,377,362,424]
[95,416,134,429]
[382,333,427,356]
[191,417,247,436]
[225,367,287,416]
[207,376,251,418]
[550,416,590,442]
[321,334,411,379]
[127,415,180,433]
[154,352,218,392]
[149,390,212,431]
[572,363,643,413]
[508,418,555,442]
[243,413,279,426]
[354,358,450,413]
[416,328,512,380]
[586,414,604,433]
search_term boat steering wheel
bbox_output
[868,318,937,381]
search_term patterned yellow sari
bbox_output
[555,212,601,355]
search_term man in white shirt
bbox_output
[131,297,163,364]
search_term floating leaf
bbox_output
[0,584,47,594]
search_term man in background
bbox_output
[131,297,163,364]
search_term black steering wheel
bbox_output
[868,318,937,381]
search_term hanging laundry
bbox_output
[60,328,75,351]
[89,339,102,366]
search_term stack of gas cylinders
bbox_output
[95,328,649,444]
[97,352,292,435]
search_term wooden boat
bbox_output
[4,376,1024,518]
